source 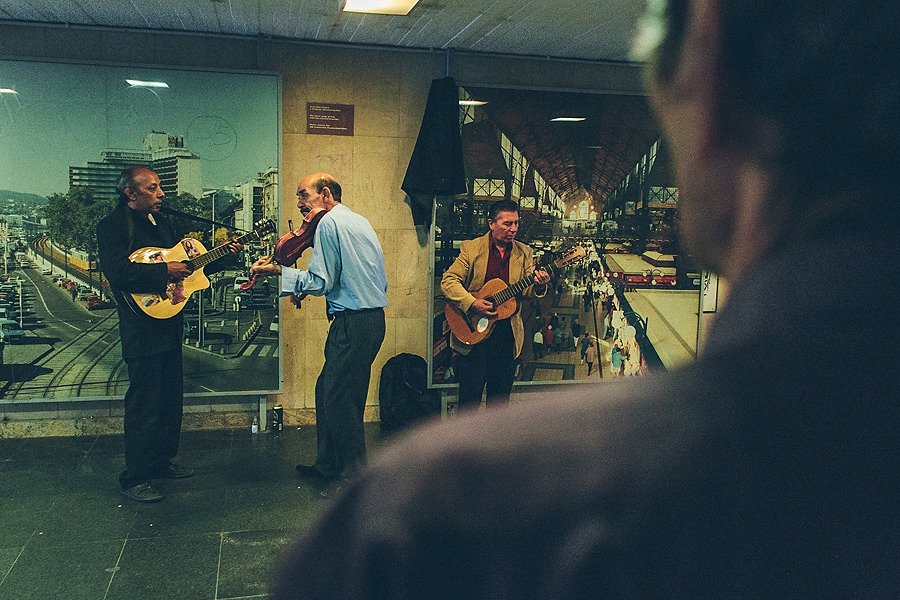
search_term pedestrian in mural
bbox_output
[544,325,554,355]
[532,328,544,359]
[584,339,598,375]
[579,332,591,364]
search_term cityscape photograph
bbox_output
[1,59,281,399]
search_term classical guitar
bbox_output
[126,219,276,319]
[444,245,586,346]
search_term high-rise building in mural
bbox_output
[69,149,152,201]
[142,132,203,199]
[69,132,202,200]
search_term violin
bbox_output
[273,207,329,266]
[240,207,328,300]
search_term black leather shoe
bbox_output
[155,463,195,479]
[295,464,329,479]
[122,483,164,503]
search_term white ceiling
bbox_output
[0,0,647,62]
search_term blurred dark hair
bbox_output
[647,0,898,195]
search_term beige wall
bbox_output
[1,23,645,425]
[265,42,445,423]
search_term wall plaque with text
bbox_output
[306,102,354,136]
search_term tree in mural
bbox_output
[44,187,115,287]
[43,188,235,292]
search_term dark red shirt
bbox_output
[485,234,511,284]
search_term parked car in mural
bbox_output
[0,319,26,343]
[85,295,113,310]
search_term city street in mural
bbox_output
[1,59,280,400]
[431,86,701,386]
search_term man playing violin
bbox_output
[441,199,550,411]
[250,173,388,482]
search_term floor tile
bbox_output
[216,479,327,534]
[0,539,124,600]
[126,488,231,539]
[83,433,126,455]
[0,424,384,599]
[16,435,96,457]
[69,452,127,494]
[0,459,84,499]
[105,534,220,600]
[0,439,24,464]
[27,491,137,547]
[0,494,54,548]
[216,529,294,599]
[0,547,23,585]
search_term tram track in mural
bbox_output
[4,251,281,400]
[3,311,128,400]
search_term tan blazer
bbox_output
[441,232,544,357]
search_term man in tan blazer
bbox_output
[441,199,549,410]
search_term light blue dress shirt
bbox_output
[280,203,388,315]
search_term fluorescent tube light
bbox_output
[342,0,419,15]
[550,117,586,122]
[126,79,169,88]
[459,100,487,106]
[0,88,18,94]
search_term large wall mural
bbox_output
[0,59,281,400]
[430,86,701,387]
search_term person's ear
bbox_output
[674,0,726,159]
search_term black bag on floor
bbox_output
[378,353,441,434]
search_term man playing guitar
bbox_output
[441,199,550,411]
[97,167,242,503]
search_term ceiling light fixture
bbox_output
[459,100,487,106]
[0,88,18,94]
[342,0,420,16]
[126,79,169,88]
[550,116,586,122]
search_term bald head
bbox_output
[304,173,341,202]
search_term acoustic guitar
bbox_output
[444,245,586,346]
[126,219,276,319]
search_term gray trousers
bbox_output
[314,308,385,478]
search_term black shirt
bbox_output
[97,204,182,360]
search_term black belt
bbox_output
[328,306,383,321]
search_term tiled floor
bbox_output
[0,425,385,600]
